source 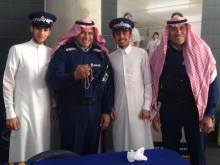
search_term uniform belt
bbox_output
[158,93,195,102]
[167,93,194,102]
[61,97,102,105]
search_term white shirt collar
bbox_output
[29,39,44,48]
[118,44,131,55]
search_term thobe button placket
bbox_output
[37,45,43,79]
[122,51,128,89]
[37,46,40,78]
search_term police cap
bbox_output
[28,12,57,28]
[109,18,134,33]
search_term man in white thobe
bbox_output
[3,12,57,162]
[109,18,154,152]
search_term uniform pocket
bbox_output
[93,79,106,97]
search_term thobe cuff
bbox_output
[142,101,151,111]
[50,88,57,107]
[6,107,16,119]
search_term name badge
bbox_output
[91,63,101,67]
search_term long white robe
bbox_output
[109,45,154,152]
[146,39,161,59]
[3,39,53,162]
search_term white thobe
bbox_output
[146,39,161,59]
[109,45,154,152]
[3,39,54,162]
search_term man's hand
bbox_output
[140,109,150,120]
[152,114,162,132]
[111,107,117,119]
[74,65,91,80]
[200,116,213,134]
[100,114,110,131]
[6,117,19,130]
[50,107,58,122]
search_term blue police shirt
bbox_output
[47,42,114,115]
[160,41,218,115]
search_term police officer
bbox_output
[47,19,114,155]
[150,17,218,165]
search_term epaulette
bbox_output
[65,47,77,51]
[93,48,102,52]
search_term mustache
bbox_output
[174,35,184,37]
[118,38,127,41]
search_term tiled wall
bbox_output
[101,0,117,152]
[201,0,220,143]
[102,0,117,54]
[0,0,44,114]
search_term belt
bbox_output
[61,97,102,105]
[158,93,195,102]
[167,93,194,102]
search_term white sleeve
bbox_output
[146,41,150,49]
[132,28,140,42]
[141,50,152,110]
[3,46,20,119]
[156,40,161,47]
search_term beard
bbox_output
[32,35,45,44]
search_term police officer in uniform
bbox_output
[150,17,218,165]
[47,19,114,155]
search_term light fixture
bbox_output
[147,4,190,13]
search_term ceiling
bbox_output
[117,0,203,30]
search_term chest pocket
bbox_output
[92,70,106,97]
[128,66,141,82]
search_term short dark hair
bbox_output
[152,32,159,39]
[171,12,184,18]
[31,23,51,30]
[112,29,132,36]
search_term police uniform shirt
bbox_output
[47,42,114,115]
[160,41,218,115]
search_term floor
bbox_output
[205,143,220,165]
